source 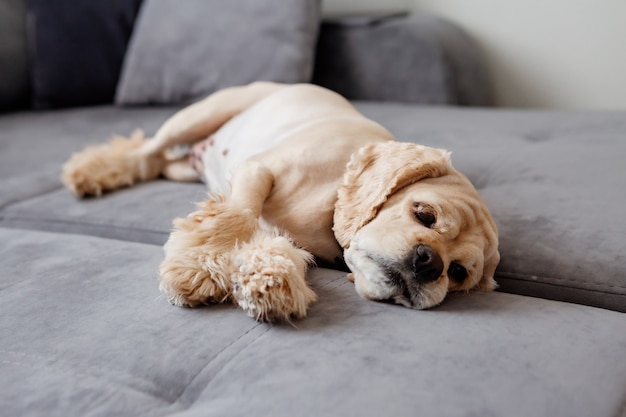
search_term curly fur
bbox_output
[62,130,163,197]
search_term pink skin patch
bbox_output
[188,137,228,174]
[189,138,210,174]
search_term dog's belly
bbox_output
[198,114,271,195]
[200,105,340,194]
[198,83,380,195]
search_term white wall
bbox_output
[411,0,626,110]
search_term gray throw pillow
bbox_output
[116,0,320,105]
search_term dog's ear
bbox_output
[333,142,452,248]
[476,249,500,291]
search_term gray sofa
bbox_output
[1,3,625,417]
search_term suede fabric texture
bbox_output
[1,228,625,417]
[312,15,492,105]
[115,0,320,105]
[2,182,203,245]
[26,0,143,108]
[0,0,29,110]
[0,106,179,209]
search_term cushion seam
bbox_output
[496,271,626,292]
[0,183,64,211]
[0,349,172,408]
[148,323,271,415]
[195,324,272,393]
[0,216,167,241]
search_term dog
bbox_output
[62,82,500,321]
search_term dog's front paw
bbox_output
[159,199,259,307]
[159,255,230,308]
[232,232,316,322]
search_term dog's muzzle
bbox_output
[344,242,448,310]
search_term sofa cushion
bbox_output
[1,228,625,417]
[26,0,143,108]
[2,181,204,245]
[116,0,320,105]
[312,15,492,106]
[0,0,29,110]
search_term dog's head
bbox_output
[333,141,499,309]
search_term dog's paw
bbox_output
[232,232,316,322]
[61,131,161,197]
[158,199,259,307]
[159,255,231,308]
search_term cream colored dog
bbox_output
[62,82,499,321]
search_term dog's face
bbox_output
[334,142,499,309]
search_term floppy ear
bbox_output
[333,142,452,248]
[477,249,500,291]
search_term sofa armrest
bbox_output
[312,14,493,106]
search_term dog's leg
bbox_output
[161,158,201,182]
[142,82,285,156]
[158,162,274,308]
[62,82,285,197]
[61,130,163,197]
[227,163,317,321]
[158,198,259,307]
[159,161,316,321]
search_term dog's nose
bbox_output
[412,244,444,284]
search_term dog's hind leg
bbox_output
[62,82,286,197]
[142,82,286,157]
[61,130,164,197]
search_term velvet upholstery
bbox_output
[1,228,625,417]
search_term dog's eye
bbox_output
[448,262,468,282]
[413,203,436,228]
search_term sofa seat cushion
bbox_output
[0,105,180,209]
[2,228,625,417]
[2,181,204,245]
